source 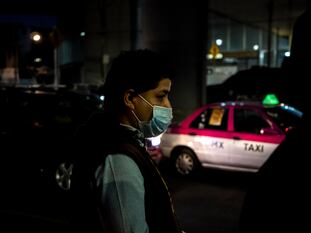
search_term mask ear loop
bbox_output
[138,94,154,108]
[131,110,141,122]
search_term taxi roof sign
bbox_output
[262,93,279,105]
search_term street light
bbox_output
[30,29,61,88]
[29,30,56,86]
[31,31,42,43]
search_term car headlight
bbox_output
[147,133,164,147]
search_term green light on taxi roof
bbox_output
[262,94,279,105]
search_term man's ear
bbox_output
[124,89,136,110]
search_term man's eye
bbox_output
[157,95,166,100]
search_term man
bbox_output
[72,49,183,233]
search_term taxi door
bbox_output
[228,106,285,171]
[186,106,231,166]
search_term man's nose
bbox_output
[164,98,172,108]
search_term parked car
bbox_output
[160,101,303,175]
[0,86,104,232]
[206,66,304,111]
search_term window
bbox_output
[190,107,228,130]
[264,106,302,133]
[234,108,270,134]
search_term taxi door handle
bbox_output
[232,136,241,140]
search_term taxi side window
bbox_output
[190,107,228,131]
[234,108,270,134]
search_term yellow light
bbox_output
[31,32,42,42]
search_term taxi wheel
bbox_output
[172,148,199,176]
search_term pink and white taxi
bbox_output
[160,101,302,175]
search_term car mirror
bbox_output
[260,127,280,135]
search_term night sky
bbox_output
[0,15,57,28]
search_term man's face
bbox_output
[134,78,172,122]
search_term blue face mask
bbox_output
[132,94,173,138]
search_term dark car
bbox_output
[0,86,103,232]
[206,66,304,111]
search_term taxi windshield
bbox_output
[264,105,303,133]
